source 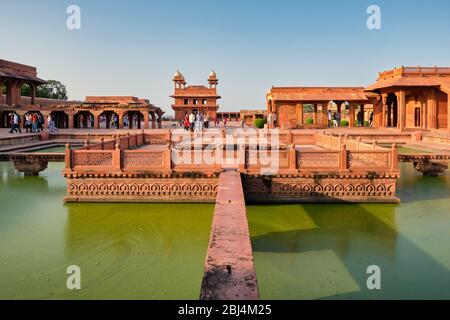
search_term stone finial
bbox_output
[84,139,89,147]
[65,143,71,150]
[115,143,121,150]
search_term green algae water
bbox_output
[1,161,450,300]
[248,163,450,300]
[0,162,214,299]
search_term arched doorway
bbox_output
[124,111,143,129]
[99,111,119,129]
[149,111,157,129]
[74,111,94,129]
[386,93,398,128]
[1,111,19,128]
[50,111,69,129]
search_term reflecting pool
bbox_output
[1,160,450,300]
[248,163,450,299]
[0,162,214,299]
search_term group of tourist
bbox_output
[183,110,210,132]
[327,110,342,127]
[8,112,57,134]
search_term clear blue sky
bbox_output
[1,0,450,114]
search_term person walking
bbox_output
[196,112,204,132]
[25,114,32,133]
[48,115,58,133]
[369,111,374,127]
[37,114,44,132]
[273,112,277,128]
[189,110,195,132]
[183,112,190,131]
[10,113,21,133]
[31,113,38,132]
[204,113,209,129]
[336,111,341,127]
[357,111,362,127]
[327,110,332,128]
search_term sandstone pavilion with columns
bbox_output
[0,59,164,130]
[267,66,450,133]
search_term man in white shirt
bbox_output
[9,113,21,133]
[188,111,195,132]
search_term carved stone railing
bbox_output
[65,131,398,176]
[65,132,147,173]
[242,144,398,175]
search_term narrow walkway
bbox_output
[200,171,259,300]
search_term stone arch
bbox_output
[74,111,95,129]
[386,93,398,128]
[98,110,119,129]
[124,110,144,129]
[22,111,44,131]
[50,111,69,129]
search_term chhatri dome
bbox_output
[208,70,217,80]
[172,70,185,82]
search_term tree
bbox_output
[21,80,68,100]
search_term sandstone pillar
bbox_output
[321,103,328,126]
[427,89,437,129]
[118,113,124,129]
[421,95,427,129]
[313,104,318,125]
[349,105,355,127]
[0,79,4,105]
[381,94,388,128]
[31,83,36,105]
[297,103,304,126]
[68,112,75,129]
[143,111,150,129]
[92,112,100,129]
[398,90,406,131]
[448,93,450,133]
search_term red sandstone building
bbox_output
[0,59,164,129]
[267,66,450,132]
[171,71,221,121]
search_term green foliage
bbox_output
[364,120,370,127]
[254,118,267,129]
[341,120,349,127]
[305,118,314,125]
[304,104,315,113]
[21,80,68,100]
